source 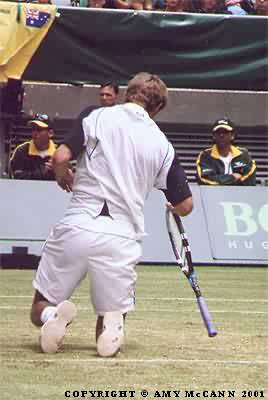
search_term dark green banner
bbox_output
[23,9,268,91]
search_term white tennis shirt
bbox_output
[62,103,175,240]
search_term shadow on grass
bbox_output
[18,342,97,355]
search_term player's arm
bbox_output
[53,105,100,191]
[167,197,193,217]
[156,144,193,217]
[52,112,84,191]
[52,144,74,192]
[162,155,193,217]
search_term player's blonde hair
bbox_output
[125,72,168,114]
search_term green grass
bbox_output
[0,266,267,400]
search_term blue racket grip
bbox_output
[197,296,218,337]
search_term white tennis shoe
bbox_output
[40,300,77,354]
[97,311,124,357]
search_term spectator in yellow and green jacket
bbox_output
[196,118,256,186]
[9,114,56,181]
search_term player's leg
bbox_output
[96,315,104,342]
[96,312,128,357]
[96,311,125,357]
[31,223,89,353]
[31,290,53,327]
[95,313,127,342]
[31,290,77,353]
[88,233,142,357]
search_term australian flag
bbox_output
[26,8,50,28]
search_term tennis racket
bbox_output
[166,209,217,337]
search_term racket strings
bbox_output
[168,216,189,272]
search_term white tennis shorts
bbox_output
[33,223,142,315]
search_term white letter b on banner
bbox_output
[220,202,258,236]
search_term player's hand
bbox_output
[166,198,193,217]
[44,159,53,173]
[56,168,74,192]
[232,173,242,181]
[166,202,176,213]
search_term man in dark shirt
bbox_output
[99,82,119,107]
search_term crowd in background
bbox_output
[8,83,257,186]
[22,0,268,16]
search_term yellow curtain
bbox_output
[0,1,57,82]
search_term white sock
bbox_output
[40,306,57,324]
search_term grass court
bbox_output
[0,265,267,400]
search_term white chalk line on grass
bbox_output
[0,305,267,314]
[139,298,268,303]
[0,295,268,303]
[2,358,268,365]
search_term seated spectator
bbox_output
[165,0,189,11]
[32,0,74,5]
[193,0,229,13]
[87,0,106,6]
[104,0,152,8]
[129,0,153,9]
[196,118,256,186]
[99,81,119,106]
[224,0,255,14]
[255,0,268,14]
[152,0,166,9]
[106,0,129,8]
[9,114,56,181]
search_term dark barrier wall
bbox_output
[23,9,268,91]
